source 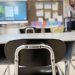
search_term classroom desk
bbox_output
[0,31,75,44]
[0,31,75,75]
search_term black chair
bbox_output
[4,39,66,75]
[24,27,36,33]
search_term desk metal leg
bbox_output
[65,60,70,75]
[8,65,10,75]
[65,42,73,75]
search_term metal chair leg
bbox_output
[65,60,70,75]
[8,65,10,75]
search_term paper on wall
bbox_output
[44,11,51,19]
[36,10,43,16]
[38,18,43,22]
[52,2,58,11]
[57,16,63,22]
[53,12,58,19]
[44,3,51,9]
[35,2,43,9]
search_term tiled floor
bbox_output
[58,60,75,75]
[0,59,75,75]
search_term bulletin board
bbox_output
[28,0,63,24]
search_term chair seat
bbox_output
[18,65,59,75]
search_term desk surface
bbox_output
[0,31,75,44]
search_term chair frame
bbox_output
[14,44,56,75]
[25,27,35,33]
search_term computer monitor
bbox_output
[0,0,28,24]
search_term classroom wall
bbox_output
[28,0,63,24]
[0,0,70,34]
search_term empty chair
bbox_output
[25,27,36,33]
[4,39,66,75]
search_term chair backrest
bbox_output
[25,27,35,33]
[4,39,66,66]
